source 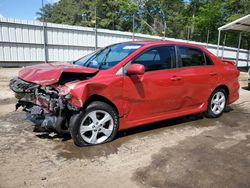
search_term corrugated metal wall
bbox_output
[0,17,249,67]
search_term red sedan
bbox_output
[10,41,240,146]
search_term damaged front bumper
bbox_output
[9,77,79,134]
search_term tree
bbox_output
[191,0,225,43]
[224,0,250,22]
[37,0,250,48]
[37,0,137,30]
[38,0,83,25]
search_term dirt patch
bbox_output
[0,69,249,188]
[133,129,250,188]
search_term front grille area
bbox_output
[9,77,38,93]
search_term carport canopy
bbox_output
[218,14,250,32]
[217,14,250,66]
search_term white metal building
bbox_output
[0,17,249,67]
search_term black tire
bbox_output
[54,117,69,136]
[205,88,227,118]
[69,101,119,146]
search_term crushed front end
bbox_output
[9,77,79,134]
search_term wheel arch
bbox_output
[82,94,120,116]
[212,85,229,103]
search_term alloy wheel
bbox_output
[79,110,114,144]
[210,91,226,115]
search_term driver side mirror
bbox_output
[126,64,145,75]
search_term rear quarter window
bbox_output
[205,54,213,65]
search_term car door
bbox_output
[175,45,218,110]
[122,45,185,123]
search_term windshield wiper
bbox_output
[98,48,112,69]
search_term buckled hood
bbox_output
[19,62,99,86]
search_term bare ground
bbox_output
[0,68,249,188]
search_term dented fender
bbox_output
[57,75,125,116]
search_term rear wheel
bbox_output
[206,88,227,118]
[69,101,118,146]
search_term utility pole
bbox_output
[132,14,135,41]
[42,0,47,63]
[164,21,166,40]
[187,27,190,41]
[160,8,166,40]
[206,30,210,48]
[94,6,97,50]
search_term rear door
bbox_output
[123,45,185,122]
[175,46,218,110]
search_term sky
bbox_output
[0,0,191,20]
[0,0,59,20]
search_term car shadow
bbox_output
[33,126,71,141]
[238,68,249,72]
[241,86,250,91]
[224,105,234,113]
[33,106,234,143]
[116,105,235,139]
[116,113,205,139]
[118,105,236,139]
[33,113,205,142]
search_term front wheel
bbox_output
[205,89,227,118]
[69,101,119,146]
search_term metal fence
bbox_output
[0,17,249,67]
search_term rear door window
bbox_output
[178,46,207,67]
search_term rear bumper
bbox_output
[227,76,240,104]
[228,81,240,104]
[228,91,239,104]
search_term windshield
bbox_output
[74,43,143,70]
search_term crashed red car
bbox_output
[10,41,239,146]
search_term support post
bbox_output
[94,6,97,50]
[247,49,250,69]
[42,0,47,63]
[236,32,242,67]
[217,30,221,56]
[247,36,250,69]
[221,33,227,59]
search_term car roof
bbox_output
[123,40,205,49]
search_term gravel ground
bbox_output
[0,68,249,188]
